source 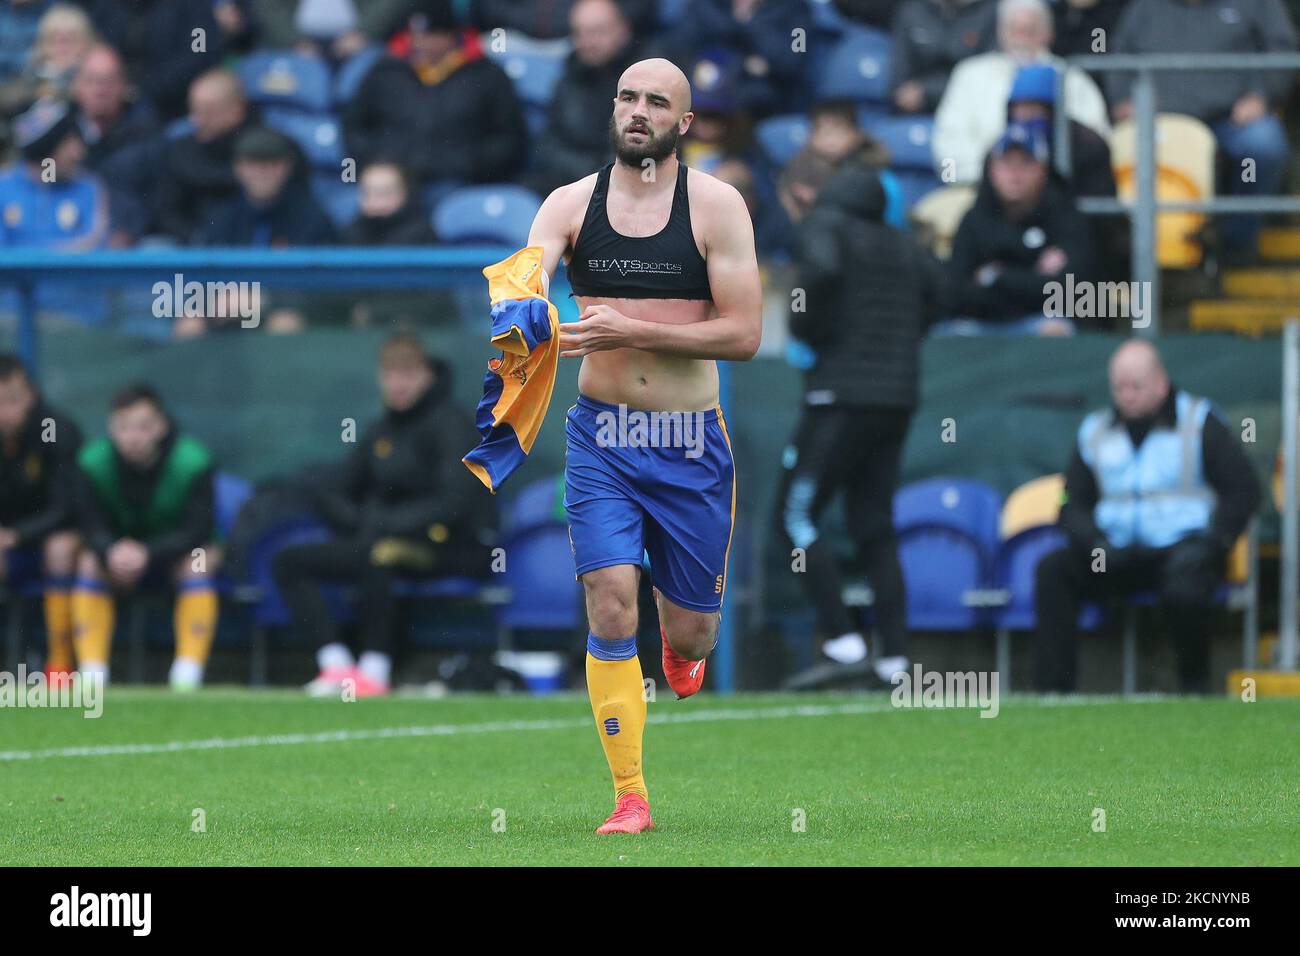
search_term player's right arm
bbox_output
[527,178,588,291]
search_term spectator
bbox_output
[931,0,1108,184]
[1034,339,1261,693]
[775,164,944,686]
[251,0,412,59]
[777,147,838,225]
[199,127,334,246]
[274,334,494,698]
[714,155,789,259]
[1049,0,1127,60]
[83,0,226,120]
[72,43,158,245]
[343,0,527,190]
[0,2,95,119]
[943,121,1093,334]
[664,0,812,118]
[152,68,253,243]
[1107,0,1298,252]
[528,0,641,196]
[469,0,658,39]
[0,1,55,86]
[1006,62,1125,282]
[779,100,897,229]
[679,56,755,170]
[72,384,221,690]
[0,98,109,251]
[0,353,83,682]
[890,0,998,114]
[340,161,437,245]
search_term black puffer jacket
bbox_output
[790,163,944,409]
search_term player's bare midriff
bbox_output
[573,294,719,413]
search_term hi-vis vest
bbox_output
[1078,391,1216,549]
[462,246,560,494]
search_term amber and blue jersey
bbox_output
[462,246,561,494]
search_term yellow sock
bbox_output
[43,578,75,670]
[585,634,648,801]
[71,579,114,668]
[174,583,218,664]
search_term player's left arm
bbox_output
[561,182,763,361]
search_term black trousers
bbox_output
[272,536,485,658]
[774,404,912,657]
[1033,536,1225,693]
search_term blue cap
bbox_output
[1008,63,1058,107]
[991,120,1049,164]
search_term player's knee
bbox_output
[666,615,717,661]
[43,531,79,575]
[586,585,637,638]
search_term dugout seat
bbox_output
[495,475,584,636]
[815,25,892,105]
[434,185,542,246]
[1111,114,1216,269]
[892,477,1003,631]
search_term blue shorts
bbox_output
[564,394,736,613]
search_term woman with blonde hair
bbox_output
[0,3,97,118]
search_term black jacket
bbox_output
[889,0,998,111]
[1059,387,1262,553]
[199,181,336,247]
[790,163,944,408]
[153,120,252,243]
[0,400,83,546]
[949,174,1095,321]
[344,53,526,186]
[313,370,494,545]
[340,202,438,246]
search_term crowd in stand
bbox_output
[0,0,1296,336]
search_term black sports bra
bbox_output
[567,161,712,301]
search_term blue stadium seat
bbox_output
[239,51,333,114]
[311,172,359,229]
[484,41,565,108]
[333,45,383,105]
[865,115,935,170]
[892,168,942,213]
[658,0,691,29]
[213,471,253,540]
[809,0,854,34]
[496,475,582,633]
[263,108,344,170]
[815,26,892,104]
[434,185,542,246]
[893,477,1003,631]
[755,113,809,167]
[164,116,195,140]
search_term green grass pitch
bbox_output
[2,690,1297,866]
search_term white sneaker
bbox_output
[823,632,868,664]
[169,657,204,692]
[873,655,909,683]
[304,666,353,698]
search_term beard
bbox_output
[609,116,679,168]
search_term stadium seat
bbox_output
[657,0,691,29]
[238,50,333,114]
[496,476,583,634]
[213,472,253,540]
[1000,473,1064,540]
[483,32,568,108]
[755,113,808,167]
[1112,114,1216,269]
[311,172,359,229]
[866,115,935,171]
[434,185,543,246]
[809,0,853,34]
[909,184,976,259]
[891,169,942,215]
[815,26,892,104]
[892,477,1003,631]
[263,108,343,170]
[333,45,383,105]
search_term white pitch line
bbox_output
[0,694,1174,763]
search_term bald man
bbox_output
[528,57,762,833]
[1034,340,1260,693]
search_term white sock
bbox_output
[169,656,204,689]
[823,632,868,664]
[79,661,109,683]
[357,651,391,686]
[873,655,909,682]
[317,642,354,672]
